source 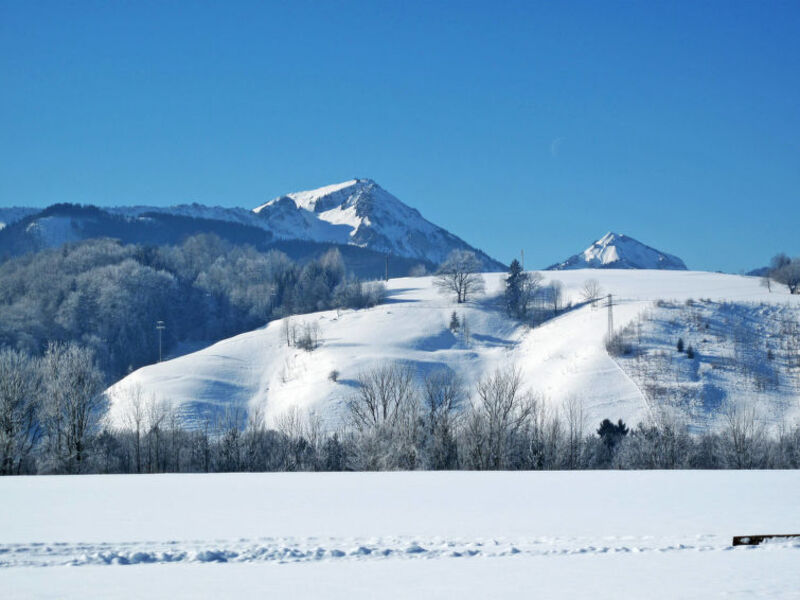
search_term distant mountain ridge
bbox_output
[548,232,687,271]
[0,179,505,272]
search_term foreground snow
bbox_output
[2,471,799,598]
[106,269,800,431]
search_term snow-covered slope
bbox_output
[24,215,82,247]
[253,179,504,269]
[108,203,260,227]
[549,232,687,270]
[0,207,39,230]
[105,270,800,433]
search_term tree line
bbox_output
[3,355,798,475]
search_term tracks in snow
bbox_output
[2,534,797,568]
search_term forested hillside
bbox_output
[0,234,385,380]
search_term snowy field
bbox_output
[106,269,800,432]
[2,471,799,598]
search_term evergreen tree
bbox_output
[677,338,685,353]
[449,311,460,332]
[505,259,524,318]
[597,418,629,450]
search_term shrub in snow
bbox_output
[295,322,320,351]
[408,264,428,277]
[605,332,633,357]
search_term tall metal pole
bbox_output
[385,254,389,282]
[607,294,614,337]
[521,249,525,270]
[156,320,166,362]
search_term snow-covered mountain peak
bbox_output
[250,179,503,269]
[254,179,363,214]
[595,231,620,245]
[549,232,687,271]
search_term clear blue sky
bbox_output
[1,1,798,272]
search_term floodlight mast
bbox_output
[156,320,166,362]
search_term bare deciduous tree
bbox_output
[347,362,421,470]
[422,370,464,469]
[581,279,602,306]
[462,366,536,470]
[723,402,765,468]
[548,281,564,315]
[434,250,486,303]
[121,385,145,473]
[562,396,585,469]
[347,363,417,431]
[771,258,800,294]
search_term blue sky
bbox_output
[1,1,798,272]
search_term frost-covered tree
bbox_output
[346,363,422,470]
[347,363,417,431]
[722,403,765,468]
[421,370,464,469]
[40,342,105,473]
[462,367,535,470]
[434,250,485,303]
[0,349,43,474]
[771,258,800,294]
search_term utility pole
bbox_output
[607,294,614,338]
[385,254,389,282]
[521,249,525,270]
[156,320,166,362]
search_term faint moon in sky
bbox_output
[550,137,564,157]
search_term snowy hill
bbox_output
[105,269,800,433]
[253,179,504,270]
[549,232,687,270]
